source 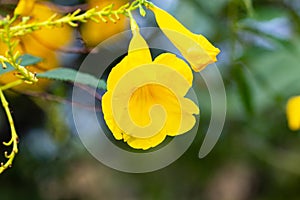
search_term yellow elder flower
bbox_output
[80,0,128,47]
[101,19,199,150]
[2,1,72,65]
[150,5,220,72]
[0,1,72,89]
[286,96,300,131]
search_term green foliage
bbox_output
[37,68,106,90]
[232,62,254,115]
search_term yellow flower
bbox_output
[0,1,72,90]
[101,18,199,150]
[80,0,128,47]
[286,96,300,131]
[150,5,220,72]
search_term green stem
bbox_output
[0,0,152,36]
[0,80,23,91]
[0,89,19,174]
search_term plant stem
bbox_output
[0,89,18,174]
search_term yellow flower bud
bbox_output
[150,5,220,72]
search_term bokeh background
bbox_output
[1,0,300,199]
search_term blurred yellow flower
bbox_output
[80,0,128,47]
[101,18,199,150]
[0,1,73,89]
[150,5,220,72]
[286,96,300,131]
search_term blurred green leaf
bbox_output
[243,0,254,17]
[37,68,106,90]
[18,54,42,67]
[232,62,254,115]
[0,62,14,75]
[253,6,288,21]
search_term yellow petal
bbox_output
[102,92,124,140]
[14,0,36,16]
[30,3,73,50]
[124,129,167,150]
[128,17,152,64]
[128,83,199,137]
[80,19,127,47]
[287,96,300,131]
[21,34,58,70]
[81,0,128,47]
[150,5,220,72]
[102,62,199,149]
[14,2,71,51]
[153,53,193,85]
[106,18,152,91]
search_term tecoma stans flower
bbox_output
[101,18,199,150]
[80,0,128,47]
[286,96,300,131]
[150,5,220,72]
[1,0,72,70]
[0,1,72,90]
[18,2,72,69]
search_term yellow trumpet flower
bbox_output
[150,5,220,72]
[286,96,300,131]
[101,18,199,150]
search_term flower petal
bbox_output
[287,96,300,131]
[30,3,73,50]
[150,5,220,72]
[123,130,167,150]
[21,35,58,70]
[102,92,124,140]
[128,19,152,65]
[154,53,193,85]
[106,19,152,91]
[14,0,36,16]
[81,0,128,47]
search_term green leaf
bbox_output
[232,63,254,116]
[18,54,42,67]
[0,54,42,75]
[0,63,15,76]
[243,0,254,17]
[37,68,106,90]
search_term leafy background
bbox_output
[1,0,300,199]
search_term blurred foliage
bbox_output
[0,0,300,199]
